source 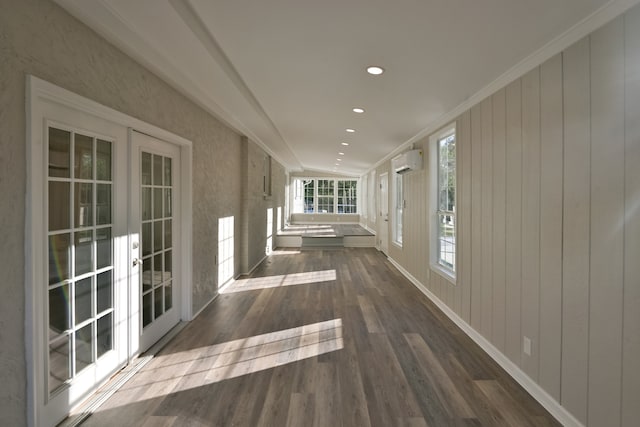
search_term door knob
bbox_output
[133,258,143,267]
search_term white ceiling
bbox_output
[56,0,615,175]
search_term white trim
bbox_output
[25,75,41,427]
[387,257,585,427]
[391,167,403,247]
[180,139,194,321]
[429,124,457,283]
[367,0,640,175]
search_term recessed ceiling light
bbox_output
[337,158,342,161]
[352,107,365,114]
[335,163,339,166]
[346,128,355,133]
[367,66,385,75]
[338,152,344,155]
[341,142,349,146]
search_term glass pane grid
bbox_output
[141,152,173,328]
[436,133,456,273]
[337,180,357,213]
[47,127,114,395]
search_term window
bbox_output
[430,125,456,279]
[393,171,403,245]
[317,179,335,213]
[218,216,234,287]
[368,170,376,222]
[291,178,358,214]
[337,180,357,213]
[263,155,272,196]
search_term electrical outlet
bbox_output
[523,336,532,356]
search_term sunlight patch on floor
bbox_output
[269,249,301,255]
[221,269,336,294]
[95,319,343,410]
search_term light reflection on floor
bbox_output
[221,269,337,294]
[94,319,343,411]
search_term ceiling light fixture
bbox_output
[337,158,342,161]
[341,142,349,146]
[366,66,385,75]
[346,128,355,133]
[352,107,365,113]
[338,152,344,155]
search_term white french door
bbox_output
[35,105,129,426]
[378,172,389,255]
[130,131,181,353]
[28,77,190,427]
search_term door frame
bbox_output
[129,130,183,355]
[378,172,389,255]
[25,76,193,427]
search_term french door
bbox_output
[130,131,181,353]
[39,107,129,426]
[29,79,186,427]
[378,172,389,255]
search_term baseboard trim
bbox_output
[249,255,268,275]
[387,257,585,427]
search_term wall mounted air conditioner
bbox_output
[393,149,423,174]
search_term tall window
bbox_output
[303,179,315,213]
[292,178,358,214]
[430,125,456,277]
[218,216,234,287]
[393,172,403,245]
[317,179,335,213]
[337,180,357,213]
[263,155,272,196]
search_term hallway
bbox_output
[81,248,559,426]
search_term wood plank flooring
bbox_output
[81,248,560,427]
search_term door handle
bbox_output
[133,258,143,267]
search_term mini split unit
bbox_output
[393,149,423,174]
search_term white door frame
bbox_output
[378,172,389,255]
[25,76,193,427]
[129,130,183,355]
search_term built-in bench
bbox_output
[276,223,375,248]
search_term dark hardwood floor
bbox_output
[82,248,560,427]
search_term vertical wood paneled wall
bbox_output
[365,7,640,426]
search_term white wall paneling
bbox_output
[538,53,564,401]
[561,36,591,425]
[491,89,507,354]
[365,5,640,424]
[504,79,523,367]
[480,98,494,340]
[587,16,625,427]
[622,6,640,426]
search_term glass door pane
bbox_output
[47,127,114,396]
[140,152,174,329]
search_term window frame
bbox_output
[392,170,403,247]
[291,177,358,215]
[429,124,457,283]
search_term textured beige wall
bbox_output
[241,139,286,272]
[0,0,258,423]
